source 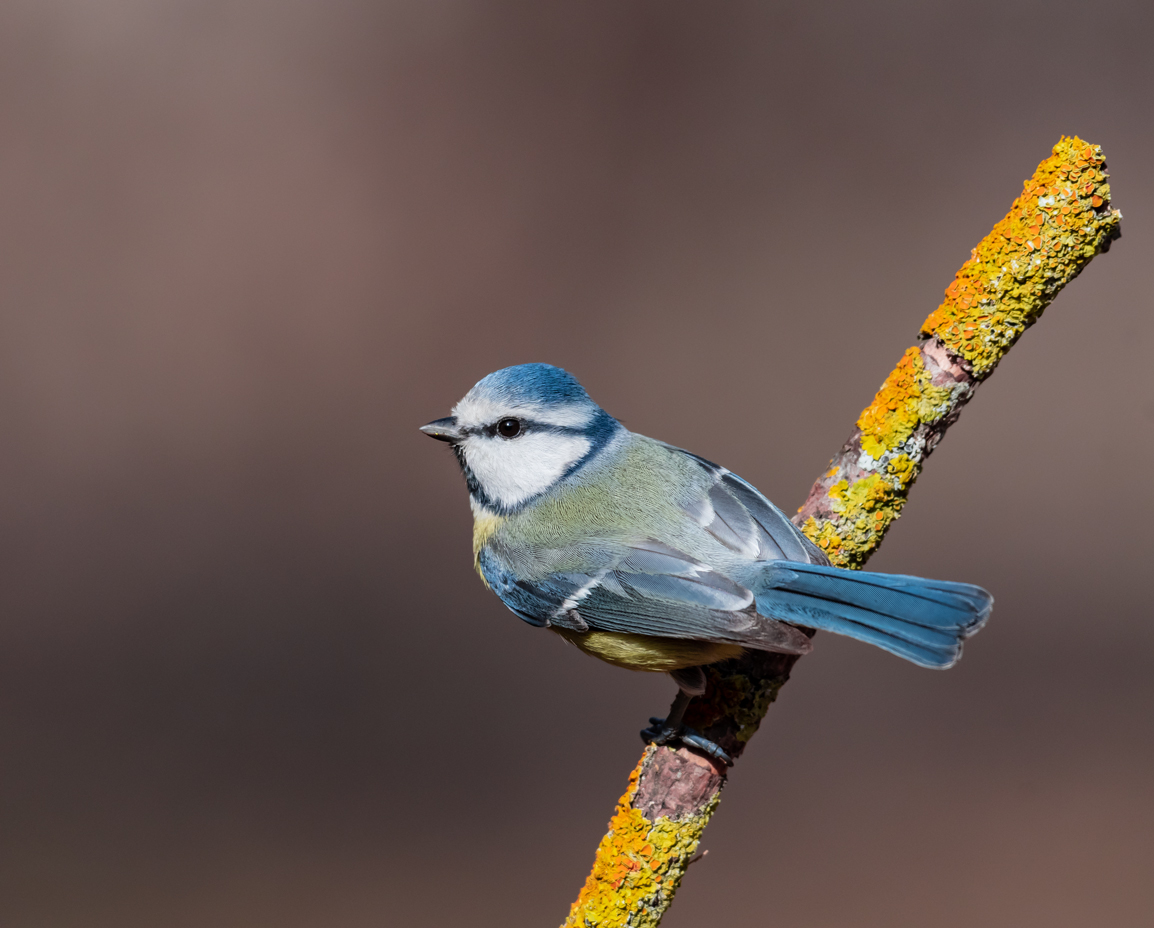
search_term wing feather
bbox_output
[567,541,809,654]
[679,451,829,565]
[478,541,811,655]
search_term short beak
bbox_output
[420,416,462,442]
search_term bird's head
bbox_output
[420,363,620,513]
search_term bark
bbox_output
[561,137,1122,928]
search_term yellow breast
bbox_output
[552,627,743,672]
[471,510,505,586]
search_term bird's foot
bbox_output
[640,717,732,766]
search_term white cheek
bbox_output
[464,433,592,508]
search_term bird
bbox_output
[421,363,992,764]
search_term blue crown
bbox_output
[471,363,594,408]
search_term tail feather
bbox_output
[754,562,993,669]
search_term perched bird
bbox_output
[421,363,992,764]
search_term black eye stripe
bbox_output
[469,418,588,439]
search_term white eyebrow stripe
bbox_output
[453,394,595,430]
[532,406,597,428]
[451,395,502,429]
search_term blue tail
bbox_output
[753,562,992,668]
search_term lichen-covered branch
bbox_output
[560,138,1121,928]
[797,136,1121,567]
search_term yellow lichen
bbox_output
[802,471,910,569]
[562,754,718,927]
[886,453,917,484]
[856,348,957,461]
[921,136,1120,375]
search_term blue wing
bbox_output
[477,541,813,655]
[677,451,829,564]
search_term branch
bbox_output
[561,137,1121,928]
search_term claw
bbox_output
[639,722,732,766]
[640,721,674,746]
[679,728,733,766]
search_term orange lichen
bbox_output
[856,348,957,461]
[798,345,960,567]
[562,753,718,927]
[921,136,1120,375]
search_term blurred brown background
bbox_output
[1,2,1152,926]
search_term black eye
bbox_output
[496,417,522,438]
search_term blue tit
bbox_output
[422,363,992,764]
